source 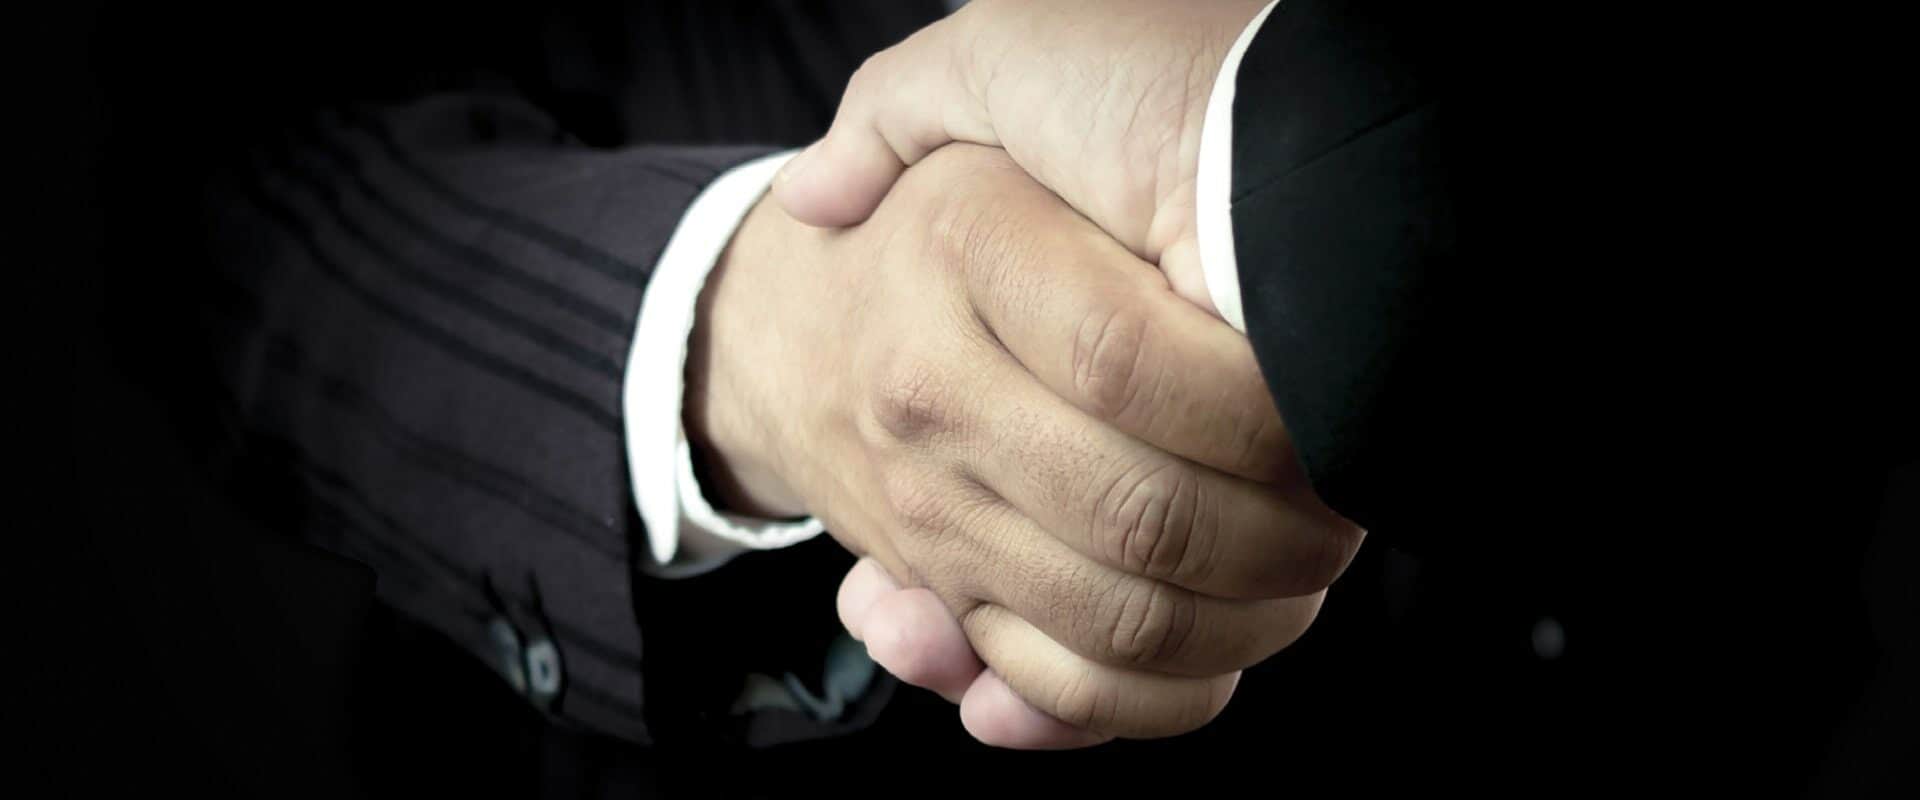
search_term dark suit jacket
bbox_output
[1225,0,1914,790]
[88,0,947,754]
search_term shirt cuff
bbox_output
[625,150,826,578]
[1196,0,1281,335]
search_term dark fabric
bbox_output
[1226,0,1454,540]
[1228,0,1916,556]
[1225,0,1916,791]
[90,0,945,750]
[199,98,766,744]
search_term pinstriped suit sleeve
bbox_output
[198,93,883,746]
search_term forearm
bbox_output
[199,95,779,743]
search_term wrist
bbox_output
[684,197,807,518]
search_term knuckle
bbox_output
[1070,302,1162,424]
[867,359,958,446]
[1233,402,1299,484]
[1101,580,1198,669]
[1280,521,1364,597]
[1049,668,1120,733]
[1098,462,1209,585]
[1301,523,1366,594]
[879,465,961,537]
[956,601,995,642]
[925,199,973,266]
[926,189,1021,276]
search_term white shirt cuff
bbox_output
[1196,0,1282,335]
[625,150,826,578]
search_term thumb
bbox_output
[773,130,911,230]
[774,23,996,228]
[835,557,900,643]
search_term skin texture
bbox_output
[765,0,1312,748]
[773,0,1271,317]
[688,145,1359,746]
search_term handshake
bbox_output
[684,0,1364,749]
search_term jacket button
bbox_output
[526,638,563,704]
[488,617,528,693]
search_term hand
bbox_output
[689,145,1359,742]
[836,556,1117,749]
[772,0,1269,317]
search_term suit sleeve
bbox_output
[197,96,885,746]
[1225,0,1465,544]
[1222,1,1723,560]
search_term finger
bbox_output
[836,557,900,643]
[773,24,997,228]
[960,603,1241,740]
[774,129,911,230]
[918,487,1326,676]
[861,586,985,704]
[964,350,1362,600]
[1157,233,1221,321]
[951,171,1296,485]
[960,670,1112,750]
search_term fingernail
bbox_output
[778,142,820,186]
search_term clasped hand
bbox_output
[689,144,1360,746]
